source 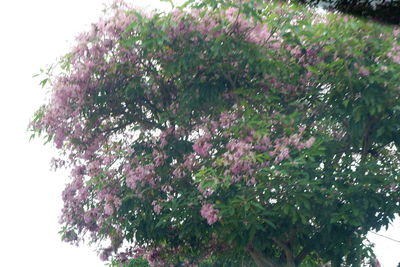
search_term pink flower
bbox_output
[183,153,197,170]
[200,203,220,225]
[274,146,290,163]
[219,111,238,128]
[126,164,155,189]
[172,167,184,178]
[358,67,369,76]
[159,131,168,148]
[104,203,114,216]
[393,28,400,37]
[153,204,162,215]
[99,247,113,261]
[197,185,214,197]
[304,137,316,148]
[193,139,212,157]
[161,185,172,193]
[153,150,166,167]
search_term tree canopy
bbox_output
[30,0,400,266]
[292,0,400,25]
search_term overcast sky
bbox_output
[0,1,398,266]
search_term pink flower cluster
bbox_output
[193,137,212,157]
[101,193,122,216]
[125,164,156,190]
[152,201,162,215]
[164,5,282,49]
[223,139,255,177]
[200,203,220,225]
[270,131,316,163]
[219,111,240,128]
[388,43,400,64]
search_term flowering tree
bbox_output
[30,0,400,266]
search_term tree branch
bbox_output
[273,238,295,267]
[246,243,279,267]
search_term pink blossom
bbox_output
[183,153,197,170]
[393,28,400,37]
[83,211,94,224]
[104,203,114,216]
[219,111,238,128]
[246,177,257,186]
[197,185,214,197]
[161,185,172,193]
[193,140,212,157]
[391,53,400,64]
[247,23,270,44]
[225,7,238,18]
[304,137,316,148]
[200,203,220,225]
[289,134,301,149]
[87,160,101,176]
[358,67,370,76]
[126,164,155,189]
[172,167,184,178]
[274,146,290,163]
[159,131,168,148]
[99,247,113,261]
[152,201,162,215]
[153,149,166,167]
[254,136,271,152]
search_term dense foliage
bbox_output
[292,0,400,25]
[30,0,400,266]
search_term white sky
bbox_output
[0,0,398,266]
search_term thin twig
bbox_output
[370,231,400,243]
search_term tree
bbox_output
[290,0,400,25]
[30,0,400,266]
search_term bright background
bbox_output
[0,0,398,266]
